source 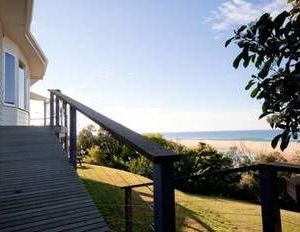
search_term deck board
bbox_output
[0,126,109,232]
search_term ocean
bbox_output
[163,129,284,142]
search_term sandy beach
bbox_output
[174,139,300,160]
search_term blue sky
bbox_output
[30,0,288,132]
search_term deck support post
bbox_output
[50,93,54,127]
[259,166,282,232]
[69,106,77,169]
[55,95,60,126]
[153,160,176,232]
[124,187,133,232]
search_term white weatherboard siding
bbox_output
[1,107,29,125]
[0,21,3,124]
[0,37,30,125]
[0,0,47,126]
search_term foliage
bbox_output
[77,125,97,155]
[256,151,287,163]
[78,125,236,196]
[128,156,152,178]
[77,125,294,201]
[225,145,255,167]
[226,3,300,150]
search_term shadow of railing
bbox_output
[120,163,300,232]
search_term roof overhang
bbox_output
[0,0,48,85]
[30,91,48,101]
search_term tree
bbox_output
[77,124,97,154]
[226,1,300,150]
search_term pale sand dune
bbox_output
[174,139,300,160]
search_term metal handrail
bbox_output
[48,89,178,232]
[49,89,179,162]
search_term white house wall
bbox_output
[0,36,30,125]
[0,21,3,125]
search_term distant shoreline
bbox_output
[163,129,284,142]
[173,139,299,160]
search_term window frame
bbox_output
[17,60,27,110]
[3,49,17,107]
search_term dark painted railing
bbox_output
[122,163,300,232]
[48,89,179,232]
[48,89,300,232]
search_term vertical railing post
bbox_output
[153,159,176,232]
[63,102,68,153]
[55,95,60,127]
[69,106,77,169]
[43,100,47,126]
[259,166,281,232]
[50,92,54,127]
[124,187,133,232]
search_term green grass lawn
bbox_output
[78,164,300,232]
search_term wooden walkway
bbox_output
[0,126,109,232]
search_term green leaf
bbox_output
[237,25,247,33]
[225,37,234,47]
[262,101,269,113]
[255,54,264,68]
[258,59,273,78]
[280,134,290,151]
[233,52,244,69]
[250,87,260,98]
[276,124,286,129]
[243,56,251,68]
[274,11,289,30]
[245,80,255,90]
[259,112,270,119]
[277,56,283,67]
[271,134,281,148]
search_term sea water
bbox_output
[163,130,283,142]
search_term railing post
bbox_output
[50,92,54,127]
[55,95,60,127]
[259,166,282,232]
[124,187,133,232]
[63,102,68,153]
[43,100,47,126]
[153,159,176,232]
[69,106,77,169]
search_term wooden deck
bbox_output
[0,126,109,232]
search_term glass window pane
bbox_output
[18,62,26,109]
[4,52,15,104]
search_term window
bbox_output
[18,61,26,110]
[4,52,15,104]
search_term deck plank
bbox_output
[0,126,109,232]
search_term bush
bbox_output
[128,156,152,178]
[78,125,295,202]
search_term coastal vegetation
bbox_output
[78,125,298,204]
[226,0,300,151]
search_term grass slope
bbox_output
[78,164,300,232]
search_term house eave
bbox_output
[0,0,48,85]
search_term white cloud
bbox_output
[209,0,289,31]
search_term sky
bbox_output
[30,0,289,133]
